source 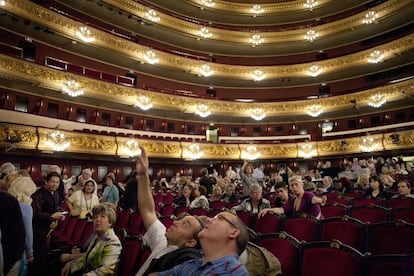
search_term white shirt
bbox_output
[135,220,178,276]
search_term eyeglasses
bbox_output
[213,214,237,229]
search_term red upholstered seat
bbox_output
[254,213,284,235]
[118,237,144,276]
[321,203,350,218]
[320,216,367,253]
[283,214,320,242]
[391,207,414,224]
[300,240,366,276]
[256,231,301,276]
[367,254,414,276]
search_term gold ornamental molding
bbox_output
[0,54,413,119]
[1,122,414,160]
[2,0,414,81]
[104,0,410,43]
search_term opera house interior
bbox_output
[0,0,413,181]
[1,0,414,275]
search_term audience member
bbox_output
[31,172,66,276]
[259,176,326,219]
[150,211,249,276]
[0,191,25,276]
[365,175,388,199]
[174,183,196,208]
[252,163,265,186]
[225,166,237,181]
[66,179,99,219]
[273,181,294,207]
[221,183,240,203]
[8,177,37,275]
[101,173,119,207]
[0,162,16,179]
[61,203,122,276]
[392,180,414,199]
[199,168,214,195]
[240,161,259,198]
[210,185,223,202]
[232,184,270,215]
[134,147,206,276]
[190,185,209,209]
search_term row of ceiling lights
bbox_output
[200,0,319,12]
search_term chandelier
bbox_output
[242,145,260,160]
[143,50,159,64]
[306,104,323,117]
[304,0,318,10]
[368,94,386,108]
[124,139,142,157]
[307,64,322,77]
[135,95,153,111]
[359,134,377,152]
[202,0,215,8]
[367,50,384,64]
[199,27,212,39]
[251,5,263,16]
[46,126,70,152]
[251,69,265,81]
[250,108,266,121]
[362,10,378,24]
[183,143,204,160]
[298,141,317,159]
[62,80,84,97]
[199,64,213,77]
[250,34,264,47]
[304,29,318,42]
[195,103,211,118]
[145,9,160,22]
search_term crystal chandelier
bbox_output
[251,69,265,81]
[135,95,153,111]
[202,0,215,8]
[76,26,95,43]
[143,50,159,64]
[242,145,260,160]
[306,104,323,117]
[304,29,318,42]
[199,27,212,39]
[359,134,377,152]
[307,64,322,77]
[251,5,263,16]
[298,141,317,159]
[62,80,84,97]
[183,143,204,160]
[367,50,384,64]
[362,10,378,24]
[250,34,264,47]
[125,139,142,157]
[304,0,318,10]
[195,103,211,118]
[368,94,386,108]
[199,64,213,77]
[46,126,70,152]
[250,108,266,121]
[145,9,160,22]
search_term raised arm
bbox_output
[258,207,284,218]
[135,147,158,230]
[311,195,327,206]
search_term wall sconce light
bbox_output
[362,10,378,24]
[250,33,264,47]
[145,9,160,22]
[241,145,260,160]
[359,134,378,152]
[367,50,384,64]
[306,104,323,117]
[62,80,84,97]
[250,108,266,121]
[251,5,264,16]
[195,103,211,118]
[251,69,265,81]
[199,27,212,39]
[183,143,204,160]
[304,29,318,42]
[76,26,95,43]
[307,64,322,77]
[202,0,215,8]
[367,94,386,108]
[304,0,318,10]
[143,50,159,64]
[199,64,213,77]
[135,95,153,111]
[298,140,317,159]
[46,125,70,151]
[124,139,142,157]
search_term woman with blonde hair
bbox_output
[8,176,38,274]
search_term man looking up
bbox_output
[150,210,249,275]
[135,147,205,276]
